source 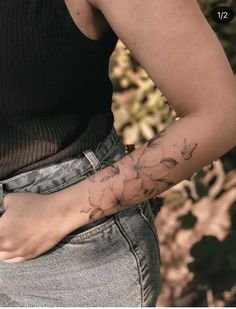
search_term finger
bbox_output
[0,251,17,261]
[3,256,25,264]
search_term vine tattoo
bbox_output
[82,127,198,223]
[100,164,120,183]
[146,127,168,147]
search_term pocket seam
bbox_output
[138,202,162,265]
[114,213,144,306]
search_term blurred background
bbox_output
[108,0,236,306]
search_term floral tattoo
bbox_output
[81,127,197,223]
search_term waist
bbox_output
[0,125,126,232]
[0,112,114,180]
[0,125,119,189]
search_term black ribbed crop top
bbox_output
[0,0,118,180]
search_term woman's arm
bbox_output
[1,0,236,263]
[0,0,236,263]
[50,0,236,233]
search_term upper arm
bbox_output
[88,0,236,118]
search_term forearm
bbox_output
[52,112,236,234]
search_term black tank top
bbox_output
[0,0,118,180]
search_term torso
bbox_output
[0,0,118,179]
[65,0,110,41]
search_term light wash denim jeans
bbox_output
[0,126,162,307]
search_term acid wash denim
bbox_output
[0,126,162,307]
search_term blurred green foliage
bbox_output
[188,2,236,304]
[110,0,236,306]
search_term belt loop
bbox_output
[82,149,101,173]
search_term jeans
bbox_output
[0,126,162,307]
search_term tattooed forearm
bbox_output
[54,114,231,233]
[100,164,120,183]
[79,127,183,223]
[85,177,142,221]
[75,126,198,224]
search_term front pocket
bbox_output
[58,216,115,244]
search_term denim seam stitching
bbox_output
[114,213,144,307]
[0,183,5,213]
[137,204,162,266]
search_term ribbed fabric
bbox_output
[0,0,118,180]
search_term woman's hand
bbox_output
[0,192,69,264]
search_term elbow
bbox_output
[193,104,236,149]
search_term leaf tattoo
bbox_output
[143,186,160,197]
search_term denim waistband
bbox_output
[0,126,123,214]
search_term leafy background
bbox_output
[108,0,236,306]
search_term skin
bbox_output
[0,0,236,263]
